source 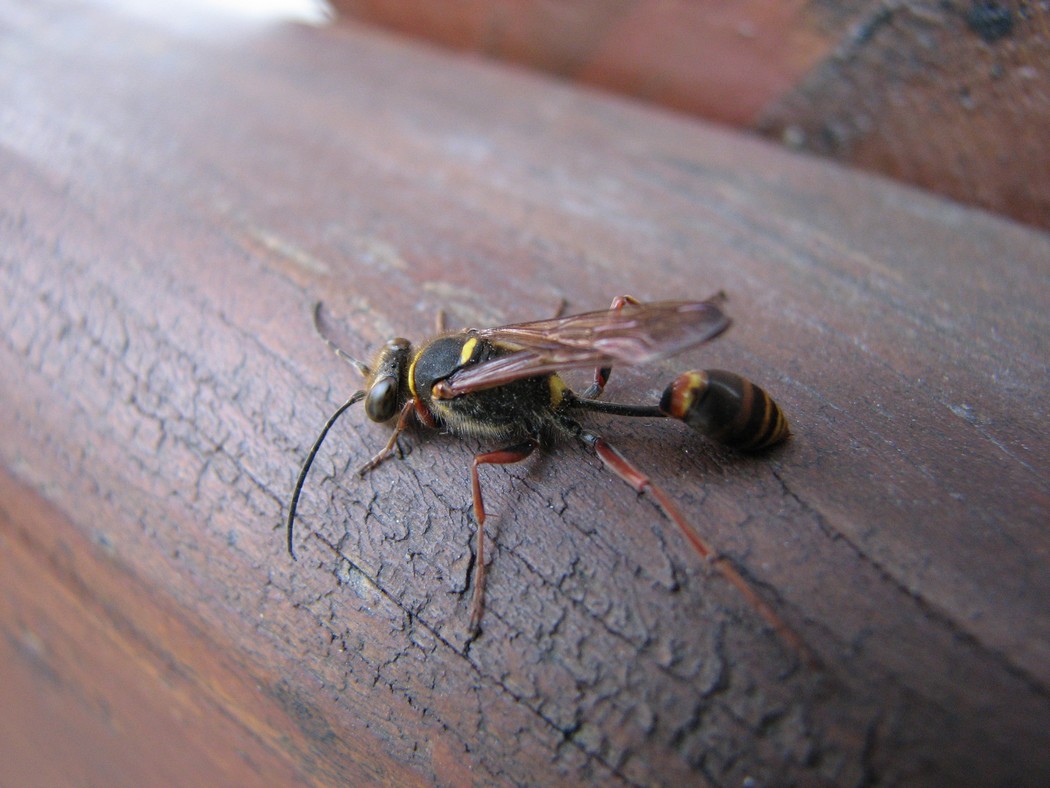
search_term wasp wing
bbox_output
[437,297,730,397]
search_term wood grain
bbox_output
[332,0,834,126]
[333,1,1050,229]
[760,1,1050,230]
[1,1,1048,784]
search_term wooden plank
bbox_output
[0,466,416,786]
[334,1,1050,228]
[331,0,835,126]
[760,1,1050,229]
[1,1,1048,784]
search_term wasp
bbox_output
[286,295,806,659]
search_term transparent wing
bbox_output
[438,296,730,397]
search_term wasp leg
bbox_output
[357,399,417,476]
[468,438,539,633]
[582,294,642,399]
[573,423,816,666]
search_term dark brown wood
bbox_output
[0,466,417,786]
[759,1,1050,229]
[334,0,1050,229]
[331,0,834,126]
[1,1,1048,785]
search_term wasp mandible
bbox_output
[286,295,805,659]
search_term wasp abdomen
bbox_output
[659,369,790,451]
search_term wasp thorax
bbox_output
[364,337,411,422]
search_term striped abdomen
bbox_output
[659,369,790,451]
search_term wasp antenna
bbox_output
[286,390,366,560]
[312,301,371,377]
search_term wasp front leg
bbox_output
[356,399,418,475]
[467,438,538,633]
[581,294,642,399]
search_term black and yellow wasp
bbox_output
[286,294,806,659]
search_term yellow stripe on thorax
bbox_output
[459,336,478,366]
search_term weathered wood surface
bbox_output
[332,0,833,126]
[2,2,1049,785]
[759,1,1050,230]
[335,0,1050,229]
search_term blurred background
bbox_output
[324,0,1049,229]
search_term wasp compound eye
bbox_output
[365,376,399,422]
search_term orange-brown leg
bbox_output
[577,426,817,667]
[468,438,538,632]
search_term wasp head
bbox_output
[363,337,412,422]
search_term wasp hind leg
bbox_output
[467,437,539,633]
[563,416,816,666]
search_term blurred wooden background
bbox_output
[2,1,1048,785]
[336,0,1050,229]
